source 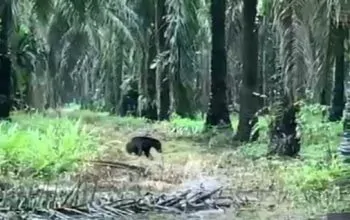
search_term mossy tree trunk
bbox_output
[0,2,12,120]
[235,0,259,141]
[329,25,346,122]
[205,0,232,129]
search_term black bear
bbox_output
[126,136,162,159]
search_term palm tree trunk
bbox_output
[140,34,158,120]
[265,21,277,106]
[173,47,195,118]
[205,0,231,129]
[329,25,346,122]
[258,16,266,108]
[268,3,300,157]
[0,3,12,120]
[319,21,333,106]
[235,0,259,141]
[156,0,170,120]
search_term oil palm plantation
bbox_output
[262,0,346,156]
[0,0,107,120]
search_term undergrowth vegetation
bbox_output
[0,113,98,179]
[0,104,349,215]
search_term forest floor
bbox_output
[1,104,350,219]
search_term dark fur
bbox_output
[126,136,162,159]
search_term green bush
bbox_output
[0,114,97,179]
[280,159,345,192]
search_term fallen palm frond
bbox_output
[0,181,253,219]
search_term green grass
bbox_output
[1,104,350,218]
[0,113,98,179]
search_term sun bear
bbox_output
[126,136,162,159]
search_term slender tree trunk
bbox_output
[104,52,122,114]
[115,43,130,116]
[140,33,158,120]
[199,47,210,117]
[114,51,122,114]
[319,21,333,106]
[118,49,138,116]
[205,0,232,129]
[235,0,259,141]
[257,15,265,109]
[329,25,346,121]
[173,47,195,118]
[61,70,74,104]
[265,21,277,106]
[0,2,12,120]
[156,0,170,120]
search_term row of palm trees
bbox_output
[0,0,234,125]
[0,0,348,156]
[0,0,258,140]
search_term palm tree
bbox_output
[259,0,350,156]
[235,0,259,141]
[8,0,209,121]
[268,0,300,157]
[164,0,205,119]
[134,1,158,120]
[205,0,232,129]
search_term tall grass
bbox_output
[0,114,97,179]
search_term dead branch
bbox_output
[0,184,253,219]
[80,159,148,176]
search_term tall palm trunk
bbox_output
[268,2,300,157]
[172,47,195,118]
[0,2,12,120]
[141,33,158,120]
[205,0,231,129]
[319,22,333,106]
[263,19,277,107]
[156,0,170,120]
[235,0,259,141]
[329,25,346,122]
